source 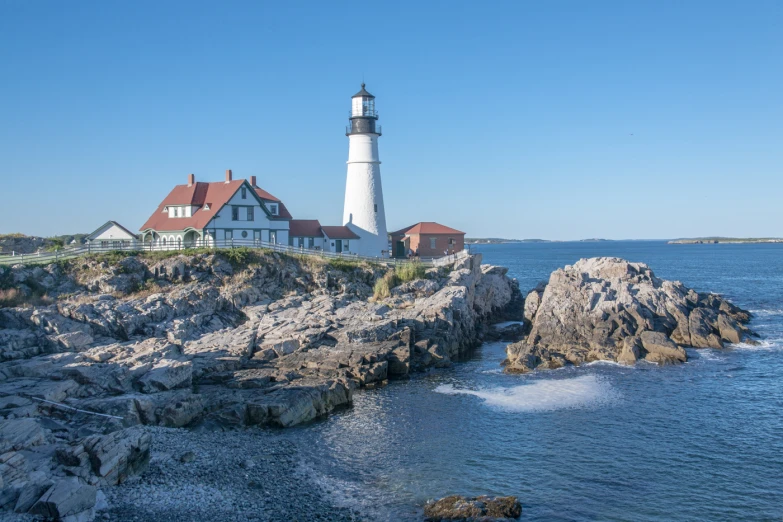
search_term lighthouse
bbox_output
[342,83,388,257]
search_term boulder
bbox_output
[29,477,97,521]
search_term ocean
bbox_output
[289,241,783,521]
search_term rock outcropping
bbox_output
[0,250,519,519]
[424,495,522,521]
[505,257,754,372]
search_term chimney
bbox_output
[250,175,256,187]
[187,173,195,187]
[225,169,232,183]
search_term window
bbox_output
[270,231,277,244]
[174,207,179,217]
[247,207,254,221]
[241,231,248,238]
[100,241,108,248]
[241,187,247,199]
[269,204,278,215]
[374,204,378,213]
[343,240,349,251]
[225,230,233,240]
[449,238,455,245]
[430,237,437,249]
[232,206,239,221]
[307,237,314,248]
[161,237,166,246]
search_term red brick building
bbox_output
[389,222,465,258]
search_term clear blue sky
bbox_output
[1,1,781,240]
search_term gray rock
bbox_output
[506,257,753,372]
[29,477,97,521]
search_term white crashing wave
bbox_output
[433,375,617,413]
[730,339,781,351]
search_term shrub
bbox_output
[221,247,259,268]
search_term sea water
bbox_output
[290,241,783,521]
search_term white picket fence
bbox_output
[0,239,448,267]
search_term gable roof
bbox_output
[289,219,323,237]
[140,178,291,231]
[87,220,139,240]
[321,226,360,240]
[253,188,292,219]
[390,222,465,236]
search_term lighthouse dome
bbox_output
[352,83,375,98]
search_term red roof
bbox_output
[289,219,323,237]
[140,178,291,232]
[389,222,465,236]
[321,226,360,240]
[253,187,292,219]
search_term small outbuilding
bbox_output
[86,221,139,250]
[389,222,465,258]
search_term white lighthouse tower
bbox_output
[342,83,388,257]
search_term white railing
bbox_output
[0,239,449,267]
[431,249,469,267]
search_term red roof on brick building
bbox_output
[389,222,465,236]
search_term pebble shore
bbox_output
[101,426,365,522]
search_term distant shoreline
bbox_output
[465,237,783,245]
[668,238,783,245]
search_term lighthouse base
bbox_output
[345,223,389,258]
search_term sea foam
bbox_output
[433,375,617,413]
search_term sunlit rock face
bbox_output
[505,257,754,372]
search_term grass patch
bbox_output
[373,272,396,299]
[372,261,427,300]
[0,288,51,308]
[328,257,364,272]
[395,260,426,283]
[0,233,25,239]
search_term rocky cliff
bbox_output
[0,250,519,519]
[505,257,755,372]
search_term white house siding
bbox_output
[291,237,324,250]
[92,224,137,242]
[324,237,360,255]
[202,188,290,244]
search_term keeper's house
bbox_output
[139,170,292,249]
[390,222,465,258]
[140,170,362,254]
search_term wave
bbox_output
[693,349,725,361]
[730,339,781,350]
[433,375,618,413]
[749,309,783,316]
[492,321,525,329]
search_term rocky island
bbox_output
[0,249,520,520]
[505,257,755,372]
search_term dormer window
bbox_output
[269,204,278,215]
[241,187,247,199]
[203,204,210,211]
